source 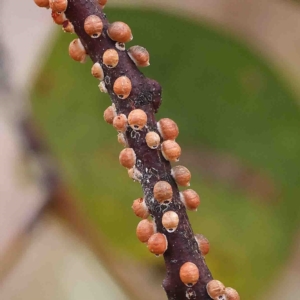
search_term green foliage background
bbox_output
[31,8,300,299]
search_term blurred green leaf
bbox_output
[31,8,300,299]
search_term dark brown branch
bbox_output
[65,1,213,299]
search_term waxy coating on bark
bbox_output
[162,211,179,233]
[157,118,179,140]
[119,148,136,168]
[206,280,225,300]
[136,219,155,243]
[161,140,181,162]
[128,109,147,130]
[117,133,127,147]
[128,45,150,67]
[68,38,87,63]
[103,49,119,68]
[179,262,200,287]
[147,233,168,256]
[84,15,103,38]
[171,165,191,186]
[113,114,127,132]
[128,167,142,182]
[107,21,133,43]
[153,181,173,203]
[180,189,200,211]
[132,198,149,219]
[113,76,132,99]
[98,81,108,93]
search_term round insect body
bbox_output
[161,140,181,162]
[34,0,50,8]
[84,15,103,38]
[119,148,136,168]
[128,109,147,130]
[49,0,68,13]
[136,219,155,243]
[98,0,107,8]
[51,11,66,24]
[128,46,150,67]
[225,287,240,300]
[157,118,179,140]
[180,189,200,211]
[153,181,173,204]
[113,114,127,132]
[113,76,132,99]
[69,39,87,63]
[91,62,104,80]
[162,211,179,233]
[145,132,160,149]
[62,20,75,33]
[103,49,119,68]
[195,234,210,256]
[206,280,226,300]
[107,22,133,43]
[132,198,149,219]
[103,106,116,124]
[179,262,199,287]
[171,165,191,186]
[147,233,167,256]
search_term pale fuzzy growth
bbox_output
[91,62,104,80]
[115,42,125,51]
[49,0,68,13]
[62,20,75,33]
[107,21,133,43]
[117,133,127,147]
[128,46,150,67]
[180,189,200,211]
[128,167,142,182]
[153,181,173,204]
[98,81,107,93]
[171,165,191,186]
[68,39,87,63]
[103,49,119,68]
[119,148,136,168]
[51,11,66,25]
[161,140,181,162]
[194,234,210,256]
[206,280,225,300]
[146,131,160,149]
[113,76,132,99]
[113,114,127,132]
[98,0,107,9]
[162,211,179,233]
[103,105,116,124]
[147,233,168,256]
[128,109,147,130]
[157,118,179,140]
[179,262,199,287]
[136,219,155,243]
[34,0,50,8]
[225,287,240,300]
[84,15,103,38]
[132,197,149,219]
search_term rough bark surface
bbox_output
[65,0,213,299]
